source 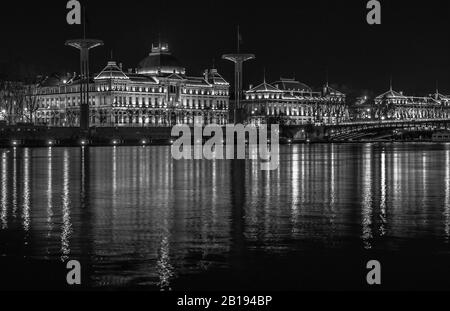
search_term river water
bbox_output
[0,144,450,290]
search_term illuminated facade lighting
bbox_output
[33,42,230,128]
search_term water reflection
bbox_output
[379,150,387,236]
[362,144,373,249]
[1,153,7,229]
[47,148,53,235]
[445,148,450,241]
[61,149,72,261]
[22,148,31,233]
[12,148,17,218]
[0,144,449,288]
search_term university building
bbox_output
[242,78,348,125]
[34,43,230,127]
[374,87,450,120]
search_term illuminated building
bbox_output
[374,86,450,120]
[34,42,230,127]
[243,77,348,125]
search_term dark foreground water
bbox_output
[0,144,450,291]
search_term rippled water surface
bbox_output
[1,144,450,290]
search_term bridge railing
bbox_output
[334,118,450,127]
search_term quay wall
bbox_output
[0,125,173,147]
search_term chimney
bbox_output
[119,63,123,70]
[249,84,253,90]
[204,69,209,82]
[128,68,133,74]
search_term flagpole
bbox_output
[83,5,86,39]
[237,25,240,53]
[66,2,103,132]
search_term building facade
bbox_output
[374,87,450,120]
[34,43,230,127]
[242,78,348,125]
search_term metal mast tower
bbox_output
[65,7,103,132]
[222,27,255,124]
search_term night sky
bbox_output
[1,0,450,96]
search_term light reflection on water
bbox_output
[0,144,450,289]
[1,153,7,230]
[445,149,450,241]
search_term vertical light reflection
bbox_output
[251,151,259,226]
[245,154,258,229]
[157,148,174,290]
[47,148,53,234]
[422,152,427,210]
[61,149,72,261]
[329,144,337,221]
[1,152,8,229]
[300,144,306,209]
[291,147,299,229]
[323,145,330,204]
[264,163,271,237]
[379,150,387,236]
[445,149,450,241]
[392,149,401,210]
[211,160,217,227]
[157,235,173,291]
[362,144,373,250]
[12,148,17,217]
[22,148,30,232]
[80,146,86,204]
[112,147,117,213]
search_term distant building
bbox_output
[374,87,450,120]
[34,42,230,127]
[351,95,376,121]
[242,77,348,125]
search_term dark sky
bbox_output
[1,0,450,96]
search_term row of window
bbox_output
[39,85,229,98]
[246,94,346,102]
[96,84,229,96]
[38,95,229,110]
[39,85,96,95]
[248,105,347,117]
[377,99,447,105]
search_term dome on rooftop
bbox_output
[137,43,185,76]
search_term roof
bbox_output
[272,78,312,93]
[323,84,345,97]
[137,43,186,75]
[165,73,186,81]
[94,61,129,80]
[38,73,78,87]
[39,74,63,87]
[206,69,229,85]
[125,73,159,83]
[431,92,450,101]
[247,81,283,93]
[376,89,407,100]
[185,76,211,86]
